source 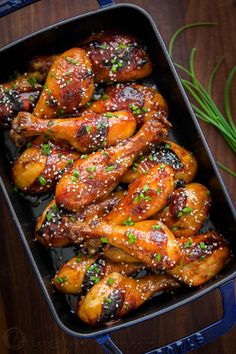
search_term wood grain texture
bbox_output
[0,1,235,353]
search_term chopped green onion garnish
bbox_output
[90,275,99,284]
[123,217,135,226]
[126,230,136,244]
[66,56,78,65]
[41,144,51,156]
[46,211,52,222]
[86,125,92,134]
[105,112,113,118]
[152,224,161,231]
[67,159,74,165]
[38,176,47,186]
[199,241,207,250]
[27,76,38,86]
[107,277,114,285]
[102,94,109,100]
[104,298,112,304]
[105,165,115,172]
[158,163,166,170]
[56,276,68,284]
[184,238,193,248]
[155,253,162,262]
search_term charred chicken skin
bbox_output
[10,110,137,151]
[53,255,143,294]
[22,31,153,85]
[33,48,94,119]
[55,114,170,211]
[0,90,41,128]
[78,272,179,325]
[168,232,230,286]
[0,71,43,94]
[36,191,125,247]
[0,71,43,127]
[101,231,230,287]
[155,183,211,238]
[88,83,168,126]
[12,137,80,194]
[70,219,181,270]
[82,31,153,83]
[121,140,197,184]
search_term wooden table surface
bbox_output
[0,1,235,353]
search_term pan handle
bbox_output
[95,279,236,354]
[0,0,39,17]
[97,0,115,8]
[0,0,114,18]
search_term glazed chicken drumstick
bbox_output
[10,110,137,150]
[28,55,58,81]
[0,71,43,127]
[121,140,197,184]
[33,48,94,119]
[155,183,211,238]
[104,162,174,225]
[0,90,40,128]
[55,114,170,211]
[78,272,179,325]
[12,136,81,194]
[168,231,230,286]
[100,231,230,287]
[25,31,153,86]
[70,219,181,270]
[77,162,175,255]
[82,31,153,83]
[53,255,143,294]
[101,182,211,265]
[36,190,125,247]
[87,83,168,126]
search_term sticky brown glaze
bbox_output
[155,183,211,238]
[0,71,43,94]
[88,83,168,126]
[24,30,153,85]
[104,163,174,225]
[0,70,43,127]
[33,48,94,119]
[70,220,181,270]
[36,191,125,247]
[35,199,73,247]
[28,55,58,81]
[55,114,170,211]
[0,90,41,128]
[121,140,197,184]
[10,110,137,151]
[168,232,230,286]
[12,137,80,194]
[103,245,140,263]
[78,272,179,325]
[53,256,143,294]
[82,31,153,83]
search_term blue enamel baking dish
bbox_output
[0,1,236,353]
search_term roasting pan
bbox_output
[0,1,236,353]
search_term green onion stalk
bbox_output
[168,23,236,177]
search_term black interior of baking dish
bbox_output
[0,4,236,338]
